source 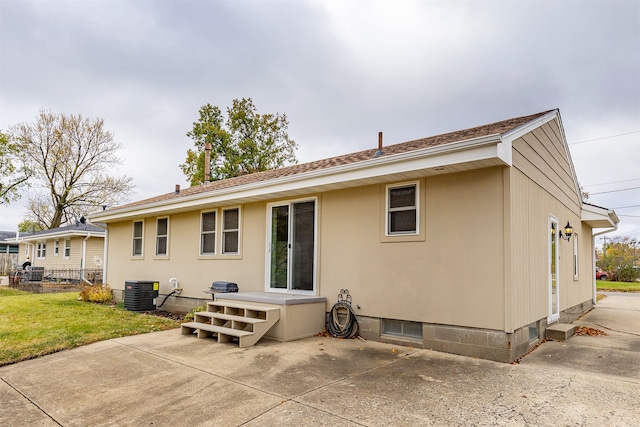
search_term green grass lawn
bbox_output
[596,280,640,292]
[0,289,180,366]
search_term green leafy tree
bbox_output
[9,111,134,229]
[17,219,44,233]
[180,98,298,186]
[597,237,640,282]
[0,131,31,205]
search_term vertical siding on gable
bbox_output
[512,120,581,216]
[509,119,591,329]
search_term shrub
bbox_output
[613,265,640,282]
[184,305,207,322]
[79,284,114,304]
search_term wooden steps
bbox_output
[181,301,280,348]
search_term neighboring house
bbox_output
[9,222,106,280]
[0,231,20,275]
[88,109,618,362]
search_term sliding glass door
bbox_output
[267,199,316,292]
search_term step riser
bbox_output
[546,324,577,341]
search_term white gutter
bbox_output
[90,133,504,223]
[14,229,105,242]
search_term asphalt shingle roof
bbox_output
[111,109,554,211]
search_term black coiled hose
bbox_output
[327,301,359,338]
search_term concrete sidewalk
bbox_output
[1,294,639,426]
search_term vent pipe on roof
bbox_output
[374,132,384,157]
[175,184,180,194]
[204,142,212,182]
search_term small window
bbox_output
[54,240,60,256]
[156,217,169,256]
[529,323,539,341]
[36,241,46,259]
[201,211,216,255]
[64,239,71,259]
[132,220,144,257]
[381,319,423,340]
[386,183,418,235]
[222,208,239,254]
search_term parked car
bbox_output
[595,268,609,280]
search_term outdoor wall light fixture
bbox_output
[559,221,573,241]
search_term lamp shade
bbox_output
[564,221,573,237]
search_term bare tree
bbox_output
[9,111,134,229]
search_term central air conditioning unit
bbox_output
[124,280,159,311]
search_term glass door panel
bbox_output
[549,217,560,323]
[268,199,316,292]
[270,205,289,289]
[291,201,315,291]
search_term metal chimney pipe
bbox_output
[204,142,212,182]
[374,132,384,157]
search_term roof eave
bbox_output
[13,230,105,242]
[581,203,620,229]
[90,134,506,223]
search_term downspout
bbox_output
[592,223,619,304]
[103,228,108,285]
[81,233,92,285]
[85,221,108,286]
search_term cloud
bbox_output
[1,0,638,240]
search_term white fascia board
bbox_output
[91,134,503,222]
[501,110,559,143]
[503,109,584,205]
[16,230,105,242]
[581,204,619,228]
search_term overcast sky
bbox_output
[1,0,639,244]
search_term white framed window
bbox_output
[132,220,144,257]
[36,241,46,259]
[222,207,240,254]
[155,217,169,256]
[54,240,60,256]
[64,239,71,259]
[200,211,216,255]
[573,233,579,279]
[386,182,419,236]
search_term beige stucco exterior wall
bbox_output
[319,168,506,330]
[105,167,507,331]
[509,119,594,330]
[106,204,268,296]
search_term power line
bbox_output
[589,186,640,195]
[612,204,640,209]
[569,130,640,145]
[582,178,640,188]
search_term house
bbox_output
[87,109,618,362]
[0,231,20,275]
[9,222,106,284]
